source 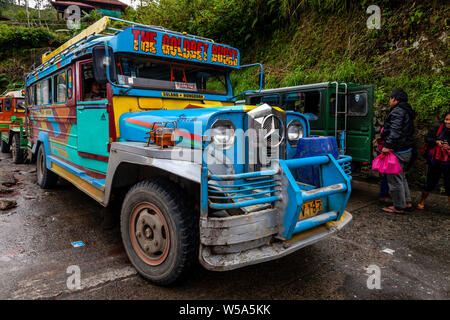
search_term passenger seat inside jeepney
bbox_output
[81,63,106,101]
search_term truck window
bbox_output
[54,72,67,103]
[81,63,106,101]
[348,92,368,116]
[281,91,321,118]
[16,98,25,109]
[42,78,52,105]
[0,99,2,112]
[248,94,280,107]
[117,55,227,94]
[4,98,11,111]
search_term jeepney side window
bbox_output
[27,87,33,105]
[42,78,52,105]
[0,99,3,112]
[34,83,42,106]
[348,92,368,116]
[4,98,11,111]
[67,69,73,99]
[81,63,106,101]
[54,71,67,103]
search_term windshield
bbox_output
[16,98,25,108]
[116,55,228,95]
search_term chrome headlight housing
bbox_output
[211,119,235,149]
[287,120,304,144]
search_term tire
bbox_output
[11,134,24,164]
[0,134,10,153]
[36,144,58,188]
[120,179,198,286]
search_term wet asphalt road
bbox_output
[0,152,448,300]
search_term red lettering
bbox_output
[162,34,170,46]
[149,32,157,43]
[132,29,140,41]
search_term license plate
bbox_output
[299,199,323,220]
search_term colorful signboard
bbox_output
[112,27,240,69]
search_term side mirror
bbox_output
[92,46,116,84]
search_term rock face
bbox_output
[0,172,16,188]
[0,199,17,211]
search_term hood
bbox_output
[119,105,243,147]
[396,101,416,119]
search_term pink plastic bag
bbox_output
[372,152,402,174]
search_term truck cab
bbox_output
[0,90,27,163]
[244,82,374,172]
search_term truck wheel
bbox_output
[121,179,198,286]
[0,134,10,153]
[11,134,24,164]
[36,144,58,188]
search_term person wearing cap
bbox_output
[379,88,416,214]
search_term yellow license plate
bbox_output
[299,199,323,220]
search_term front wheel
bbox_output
[11,134,24,164]
[120,179,198,286]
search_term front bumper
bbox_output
[199,154,352,271]
[199,210,352,271]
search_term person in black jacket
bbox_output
[380,89,416,214]
[417,111,450,210]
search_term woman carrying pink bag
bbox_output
[372,152,403,175]
[377,89,416,214]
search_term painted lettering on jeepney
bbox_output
[161,35,209,62]
[211,44,238,67]
[129,28,239,68]
[132,29,157,54]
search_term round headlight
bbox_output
[211,120,235,149]
[287,120,304,142]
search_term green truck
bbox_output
[244,82,374,172]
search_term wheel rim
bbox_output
[129,202,170,266]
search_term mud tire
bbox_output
[121,179,198,286]
[36,144,58,188]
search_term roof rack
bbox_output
[40,16,215,65]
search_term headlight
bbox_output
[211,119,235,149]
[287,120,304,142]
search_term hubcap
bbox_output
[130,203,170,266]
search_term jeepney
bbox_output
[25,17,353,285]
[0,90,27,163]
[244,82,374,172]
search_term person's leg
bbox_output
[383,151,411,213]
[443,165,450,205]
[418,164,441,209]
[379,174,391,202]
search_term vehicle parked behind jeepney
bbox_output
[24,17,353,285]
[0,89,27,163]
[244,82,375,173]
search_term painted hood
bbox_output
[119,105,244,147]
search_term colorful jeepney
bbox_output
[25,17,353,285]
[0,90,27,163]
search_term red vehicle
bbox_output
[0,90,27,163]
